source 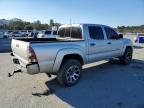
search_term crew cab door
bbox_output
[103,26,124,57]
[88,25,112,62]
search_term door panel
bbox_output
[104,27,124,57]
[87,26,113,62]
[88,39,111,62]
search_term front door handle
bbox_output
[107,42,111,45]
[90,43,95,46]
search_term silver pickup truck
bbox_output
[11,24,133,87]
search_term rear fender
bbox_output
[52,48,85,73]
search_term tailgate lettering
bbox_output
[16,44,19,47]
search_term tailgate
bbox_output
[11,39,30,64]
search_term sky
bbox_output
[0,0,144,27]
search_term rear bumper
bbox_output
[25,63,40,75]
[11,55,40,75]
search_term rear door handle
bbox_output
[90,43,95,46]
[107,42,111,45]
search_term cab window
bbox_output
[58,27,82,39]
[88,26,104,39]
[104,27,118,39]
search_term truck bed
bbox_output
[15,38,83,43]
[11,37,84,68]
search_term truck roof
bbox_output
[60,23,111,28]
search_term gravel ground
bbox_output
[0,36,144,108]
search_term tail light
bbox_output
[28,47,37,63]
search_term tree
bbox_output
[117,25,144,33]
[24,25,33,30]
[49,19,54,27]
[32,20,41,30]
[8,20,25,30]
[10,18,22,22]
[54,22,61,27]
[40,24,50,30]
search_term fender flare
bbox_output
[52,48,85,73]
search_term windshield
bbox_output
[13,31,19,34]
[7,31,13,34]
[138,34,144,36]
[45,31,51,34]
[39,30,51,34]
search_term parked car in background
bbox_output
[10,31,25,37]
[28,31,38,38]
[134,33,144,43]
[11,23,133,87]
[26,31,31,36]
[0,32,4,38]
[20,30,27,37]
[4,31,13,38]
[37,30,57,38]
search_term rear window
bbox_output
[58,27,82,39]
[13,31,19,34]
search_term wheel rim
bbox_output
[126,51,132,63]
[65,65,80,84]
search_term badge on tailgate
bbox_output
[16,44,19,47]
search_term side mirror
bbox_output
[118,34,123,39]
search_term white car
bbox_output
[20,30,28,37]
[4,31,13,38]
[10,31,25,37]
[37,30,57,38]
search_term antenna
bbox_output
[70,17,72,25]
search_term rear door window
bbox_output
[88,26,104,39]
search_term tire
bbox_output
[119,48,133,65]
[57,59,82,87]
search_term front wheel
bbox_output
[57,59,82,87]
[119,48,133,65]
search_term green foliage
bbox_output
[0,18,61,30]
[117,25,144,33]
[24,25,33,30]
[49,19,61,28]
[3,18,143,33]
[40,24,51,30]
[49,19,54,27]
[54,22,61,28]
[32,20,42,30]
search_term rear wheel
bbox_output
[119,48,133,65]
[57,59,82,87]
